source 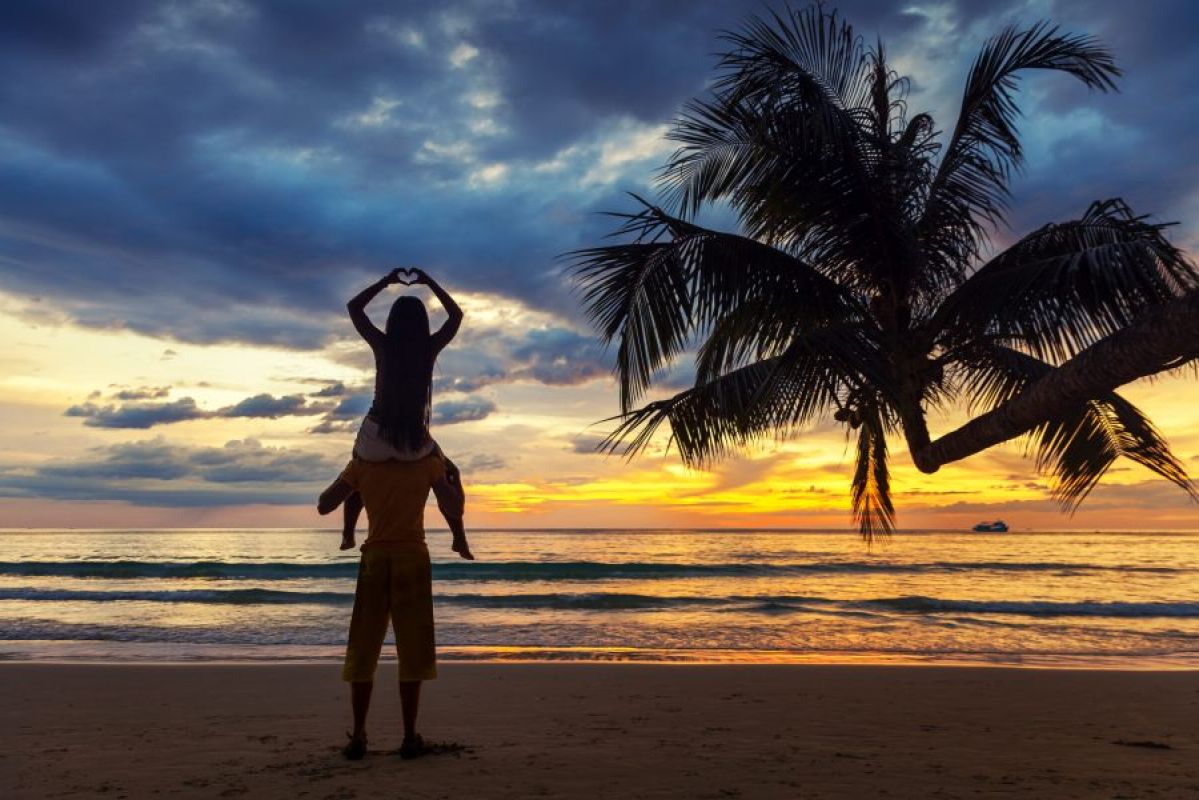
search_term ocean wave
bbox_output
[5,585,1199,618]
[0,559,1183,581]
[2,626,1197,668]
[0,587,352,605]
[0,587,727,609]
[859,596,1199,618]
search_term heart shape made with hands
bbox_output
[392,267,420,286]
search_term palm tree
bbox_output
[572,4,1199,538]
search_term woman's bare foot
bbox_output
[452,536,475,561]
[340,532,356,551]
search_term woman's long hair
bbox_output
[377,296,433,451]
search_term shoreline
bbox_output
[5,642,1198,671]
[5,658,1199,672]
[5,662,1198,798]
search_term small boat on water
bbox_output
[972,520,1009,533]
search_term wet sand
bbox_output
[4,663,1198,798]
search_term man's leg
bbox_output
[399,681,422,740]
[341,552,390,759]
[393,550,437,759]
[351,681,373,741]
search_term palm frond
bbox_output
[663,89,868,245]
[568,6,1194,536]
[694,296,796,385]
[920,22,1120,265]
[665,90,905,292]
[598,357,792,466]
[691,277,879,388]
[600,325,874,466]
[932,199,1198,363]
[956,345,1195,510]
[659,4,919,293]
[851,405,894,541]
[571,199,858,411]
[717,4,874,121]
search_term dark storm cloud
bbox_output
[1,0,1195,353]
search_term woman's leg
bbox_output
[340,491,363,550]
[432,457,471,559]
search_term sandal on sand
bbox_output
[399,734,425,760]
[342,732,367,760]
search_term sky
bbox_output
[1,0,1197,531]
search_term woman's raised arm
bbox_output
[347,270,400,346]
[414,269,464,352]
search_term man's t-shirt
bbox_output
[339,455,446,550]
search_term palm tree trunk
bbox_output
[910,290,1199,473]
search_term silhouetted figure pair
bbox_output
[318,267,474,760]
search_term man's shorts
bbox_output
[342,547,437,683]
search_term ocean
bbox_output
[2,528,1197,668]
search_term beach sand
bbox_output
[4,663,1198,799]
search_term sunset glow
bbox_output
[0,1,1196,531]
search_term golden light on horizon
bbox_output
[0,280,1197,531]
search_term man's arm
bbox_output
[318,478,356,516]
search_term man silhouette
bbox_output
[318,451,472,760]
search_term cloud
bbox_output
[65,397,206,429]
[433,322,613,394]
[0,437,339,506]
[433,396,496,425]
[37,439,194,481]
[36,438,332,484]
[307,393,371,434]
[217,393,324,419]
[460,452,507,472]
[916,478,1198,516]
[305,388,495,432]
[110,385,171,401]
[307,381,347,398]
[0,0,701,344]
[569,434,609,455]
[64,390,331,429]
[308,419,358,435]
[507,327,610,385]
[12,0,1157,352]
